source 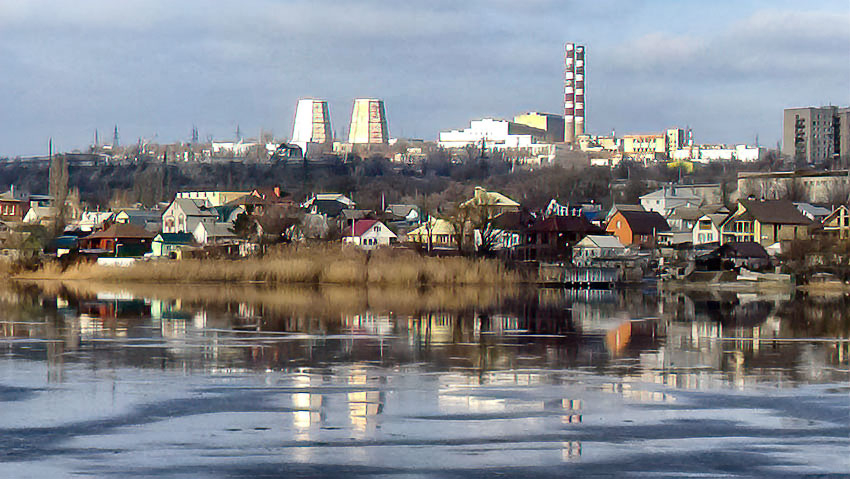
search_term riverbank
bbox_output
[13,245,520,286]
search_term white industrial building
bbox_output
[671,145,765,163]
[438,118,556,163]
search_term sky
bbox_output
[1,0,848,157]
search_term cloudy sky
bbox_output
[1,0,848,156]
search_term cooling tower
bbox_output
[348,99,388,144]
[292,99,332,145]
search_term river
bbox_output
[0,281,847,477]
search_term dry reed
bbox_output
[16,244,519,286]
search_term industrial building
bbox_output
[564,42,586,145]
[438,118,556,163]
[622,134,667,164]
[513,112,565,143]
[782,106,850,167]
[291,99,332,155]
[349,99,389,144]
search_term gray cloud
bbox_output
[0,1,847,156]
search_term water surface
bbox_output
[1,282,847,477]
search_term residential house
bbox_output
[0,189,28,222]
[78,223,155,256]
[720,199,811,246]
[640,185,704,217]
[605,210,670,248]
[526,215,603,259]
[342,219,397,250]
[661,205,728,247]
[175,191,249,207]
[384,204,421,227]
[406,218,457,250]
[151,232,195,257]
[794,202,832,223]
[545,199,603,223]
[303,193,356,218]
[460,187,521,218]
[692,213,728,246]
[604,204,646,224]
[486,210,535,254]
[572,235,627,267]
[696,242,771,271]
[113,209,163,233]
[74,211,113,232]
[341,209,375,227]
[162,198,218,234]
[193,221,237,244]
[250,186,293,206]
[22,195,54,224]
[820,205,850,239]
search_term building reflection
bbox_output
[0,283,847,390]
[346,367,384,434]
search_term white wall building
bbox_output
[671,145,765,163]
[342,219,397,250]
[439,118,555,163]
[692,214,726,245]
[572,235,627,267]
[193,221,236,244]
[640,186,703,217]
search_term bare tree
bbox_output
[780,177,807,202]
[824,179,850,208]
[448,205,472,255]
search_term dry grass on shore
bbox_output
[17,244,519,286]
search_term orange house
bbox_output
[606,210,670,248]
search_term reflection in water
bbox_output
[347,367,384,434]
[0,282,848,390]
[0,282,848,476]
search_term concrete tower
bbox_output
[348,99,388,144]
[564,43,586,145]
[292,99,332,146]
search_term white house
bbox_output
[572,235,627,267]
[75,211,113,232]
[162,198,218,234]
[342,219,397,250]
[640,186,703,217]
[692,213,727,245]
[193,221,236,244]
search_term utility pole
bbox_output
[162,150,168,203]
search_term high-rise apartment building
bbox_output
[564,42,586,145]
[292,99,332,146]
[783,106,850,166]
[349,99,389,144]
